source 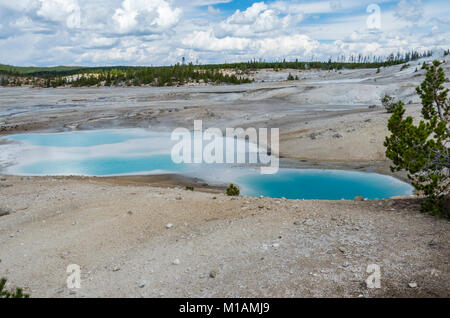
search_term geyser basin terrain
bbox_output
[0,129,413,200]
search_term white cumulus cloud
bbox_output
[37,0,81,28]
[395,0,423,24]
[112,0,182,35]
[0,0,449,66]
[182,30,318,60]
[216,2,303,37]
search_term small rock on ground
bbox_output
[139,280,147,288]
[209,269,220,278]
[0,208,11,217]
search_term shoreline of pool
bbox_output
[0,128,413,200]
[0,164,415,201]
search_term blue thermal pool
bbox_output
[0,129,414,200]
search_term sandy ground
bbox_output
[0,58,449,298]
[0,176,449,298]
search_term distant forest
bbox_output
[0,50,444,88]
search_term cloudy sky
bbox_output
[0,0,449,66]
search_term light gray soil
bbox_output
[0,176,449,298]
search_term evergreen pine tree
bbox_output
[384,60,449,217]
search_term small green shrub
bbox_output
[185,186,194,191]
[0,259,29,298]
[0,278,29,298]
[226,184,240,196]
[381,94,397,113]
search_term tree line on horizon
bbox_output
[0,50,437,88]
